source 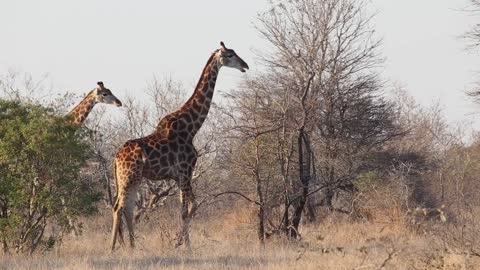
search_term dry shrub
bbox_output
[419,140,480,255]
[136,198,181,248]
[205,202,257,239]
[356,186,409,229]
[435,206,480,257]
[353,169,414,231]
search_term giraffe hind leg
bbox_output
[110,142,144,251]
[118,217,125,247]
[112,210,127,248]
[123,185,138,249]
[111,187,128,250]
[110,203,122,251]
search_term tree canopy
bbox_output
[0,100,100,254]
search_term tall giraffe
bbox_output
[68,81,122,125]
[64,81,122,235]
[110,42,249,250]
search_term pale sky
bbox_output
[1,0,480,128]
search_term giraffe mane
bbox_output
[85,89,96,97]
[183,52,217,107]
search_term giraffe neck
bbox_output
[157,53,220,137]
[67,90,96,125]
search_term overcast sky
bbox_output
[1,0,480,128]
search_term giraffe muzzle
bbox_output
[237,56,249,73]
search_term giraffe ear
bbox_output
[220,41,227,50]
[97,81,105,89]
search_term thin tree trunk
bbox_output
[255,137,265,242]
[0,203,8,254]
[2,238,7,254]
[321,164,336,211]
[256,180,265,242]
[289,131,312,238]
[97,153,113,207]
[305,197,316,223]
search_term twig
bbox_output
[212,191,261,206]
[378,246,396,270]
[296,246,307,261]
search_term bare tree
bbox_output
[464,1,480,101]
[223,88,283,242]
[242,0,401,236]
[465,0,480,48]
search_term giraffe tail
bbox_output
[112,160,119,211]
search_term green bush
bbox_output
[352,171,380,192]
[0,100,101,254]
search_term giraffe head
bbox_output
[92,82,122,107]
[216,42,249,72]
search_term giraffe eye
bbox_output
[102,93,108,96]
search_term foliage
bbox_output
[352,171,380,193]
[0,100,100,254]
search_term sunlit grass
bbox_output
[1,208,478,269]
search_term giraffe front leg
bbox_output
[175,190,188,248]
[175,179,196,249]
[187,190,198,219]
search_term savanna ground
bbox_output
[1,205,477,270]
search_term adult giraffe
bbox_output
[110,42,249,250]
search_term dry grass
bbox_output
[1,208,480,270]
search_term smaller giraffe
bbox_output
[68,81,122,125]
[64,81,122,235]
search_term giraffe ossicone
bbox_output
[110,42,249,251]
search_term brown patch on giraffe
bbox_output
[169,132,178,141]
[176,119,187,131]
[150,150,161,159]
[183,113,192,123]
[167,152,175,164]
[191,99,202,112]
[160,156,168,167]
[193,122,202,130]
[149,159,159,166]
[178,131,188,139]
[190,109,200,121]
[169,141,179,152]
